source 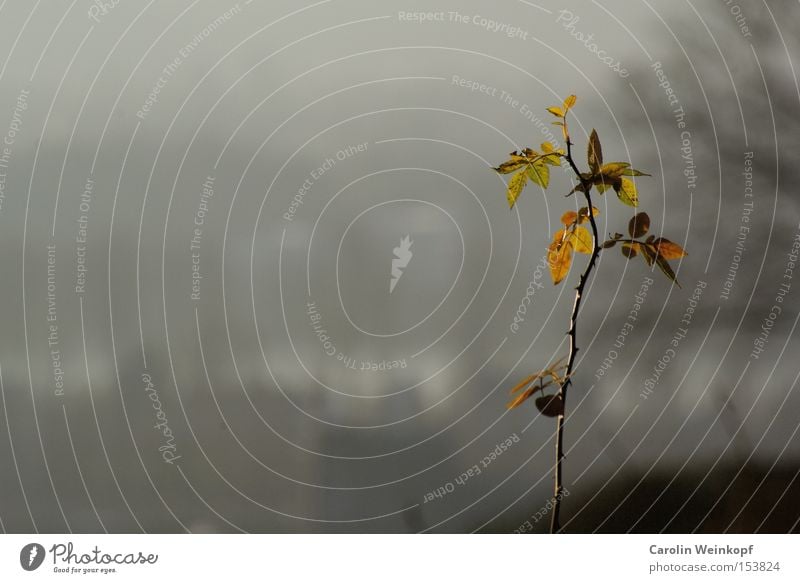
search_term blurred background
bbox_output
[0,0,798,533]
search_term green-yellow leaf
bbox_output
[506,171,528,208]
[493,152,528,174]
[599,162,630,178]
[622,168,650,177]
[571,225,593,254]
[616,177,639,207]
[588,129,603,174]
[541,153,562,166]
[526,161,550,189]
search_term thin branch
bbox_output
[549,135,602,534]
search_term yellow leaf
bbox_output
[563,94,577,111]
[507,171,528,208]
[617,177,639,207]
[571,225,593,254]
[509,373,539,394]
[653,238,687,259]
[587,129,602,174]
[526,161,550,189]
[547,106,564,118]
[541,142,554,153]
[548,231,573,285]
[507,387,537,409]
[561,210,578,225]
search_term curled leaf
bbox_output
[507,387,538,409]
[628,212,650,238]
[509,374,539,395]
[588,129,603,174]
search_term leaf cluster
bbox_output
[507,356,568,416]
[570,130,649,207]
[493,142,564,208]
[492,94,689,413]
[602,212,688,286]
[547,206,598,284]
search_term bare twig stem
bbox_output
[549,136,601,533]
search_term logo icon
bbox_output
[20,543,45,571]
[390,235,413,293]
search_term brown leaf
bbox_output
[587,129,602,174]
[621,242,639,259]
[577,206,599,224]
[655,254,681,287]
[653,237,687,260]
[535,394,564,417]
[628,212,650,238]
[594,174,621,194]
[640,243,657,266]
